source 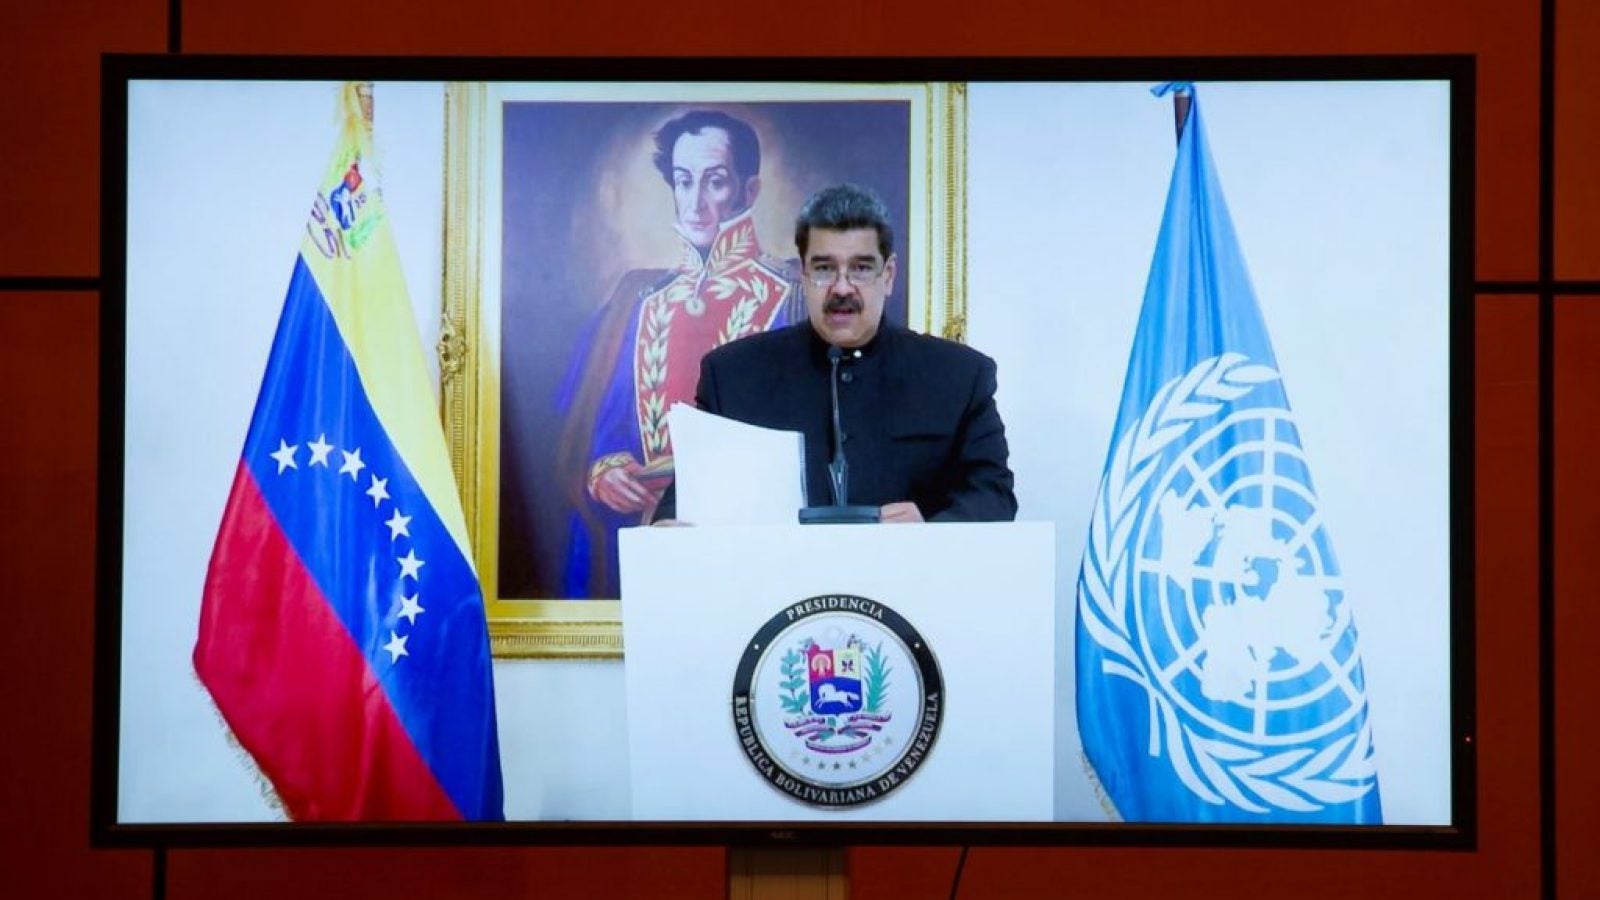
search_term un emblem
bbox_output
[1079,353,1379,814]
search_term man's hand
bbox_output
[593,459,659,513]
[879,501,924,524]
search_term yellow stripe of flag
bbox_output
[298,84,474,569]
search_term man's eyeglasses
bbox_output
[805,261,883,289]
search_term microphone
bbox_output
[799,344,880,524]
[827,344,848,506]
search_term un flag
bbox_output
[1074,85,1383,824]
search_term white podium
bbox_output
[618,522,1056,822]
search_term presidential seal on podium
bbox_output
[731,594,944,808]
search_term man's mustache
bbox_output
[824,296,862,314]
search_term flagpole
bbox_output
[342,81,375,149]
[1171,85,1193,142]
[151,846,166,900]
[354,82,374,128]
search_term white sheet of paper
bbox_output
[666,403,806,526]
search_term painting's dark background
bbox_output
[4,0,1597,897]
[496,100,910,598]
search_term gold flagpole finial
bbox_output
[340,82,375,144]
[354,82,374,126]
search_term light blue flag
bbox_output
[1075,84,1382,824]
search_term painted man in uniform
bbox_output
[556,110,801,596]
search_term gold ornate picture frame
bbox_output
[440,81,968,659]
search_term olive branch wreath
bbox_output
[637,297,675,457]
[714,279,768,348]
[1077,353,1378,814]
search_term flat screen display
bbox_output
[98,57,1471,844]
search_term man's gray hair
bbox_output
[794,183,895,260]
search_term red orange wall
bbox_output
[0,1,1592,897]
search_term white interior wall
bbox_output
[118,78,1451,825]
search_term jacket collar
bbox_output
[673,208,763,277]
[804,318,895,365]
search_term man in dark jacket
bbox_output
[659,183,1016,523]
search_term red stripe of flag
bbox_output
[194,462,462,821]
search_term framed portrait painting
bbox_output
[441,81,967,657]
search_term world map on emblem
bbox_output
[1078,354,1380,815]
[1137,404,1365,746]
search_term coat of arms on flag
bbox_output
[1074,84,1383,824]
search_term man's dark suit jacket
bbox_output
[657,322,1017,522]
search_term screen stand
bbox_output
[153,846,167,900]
[728,847,848,899]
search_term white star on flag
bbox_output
[338,447,365,481]
[366,474,390,508]
[307,433,334,467]
[383,630,409,663]
[397,594,425,625]
[398,549,425,582]
[385,509,412,541]
[269,439,299,474]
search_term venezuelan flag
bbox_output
[194,84,504,822]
